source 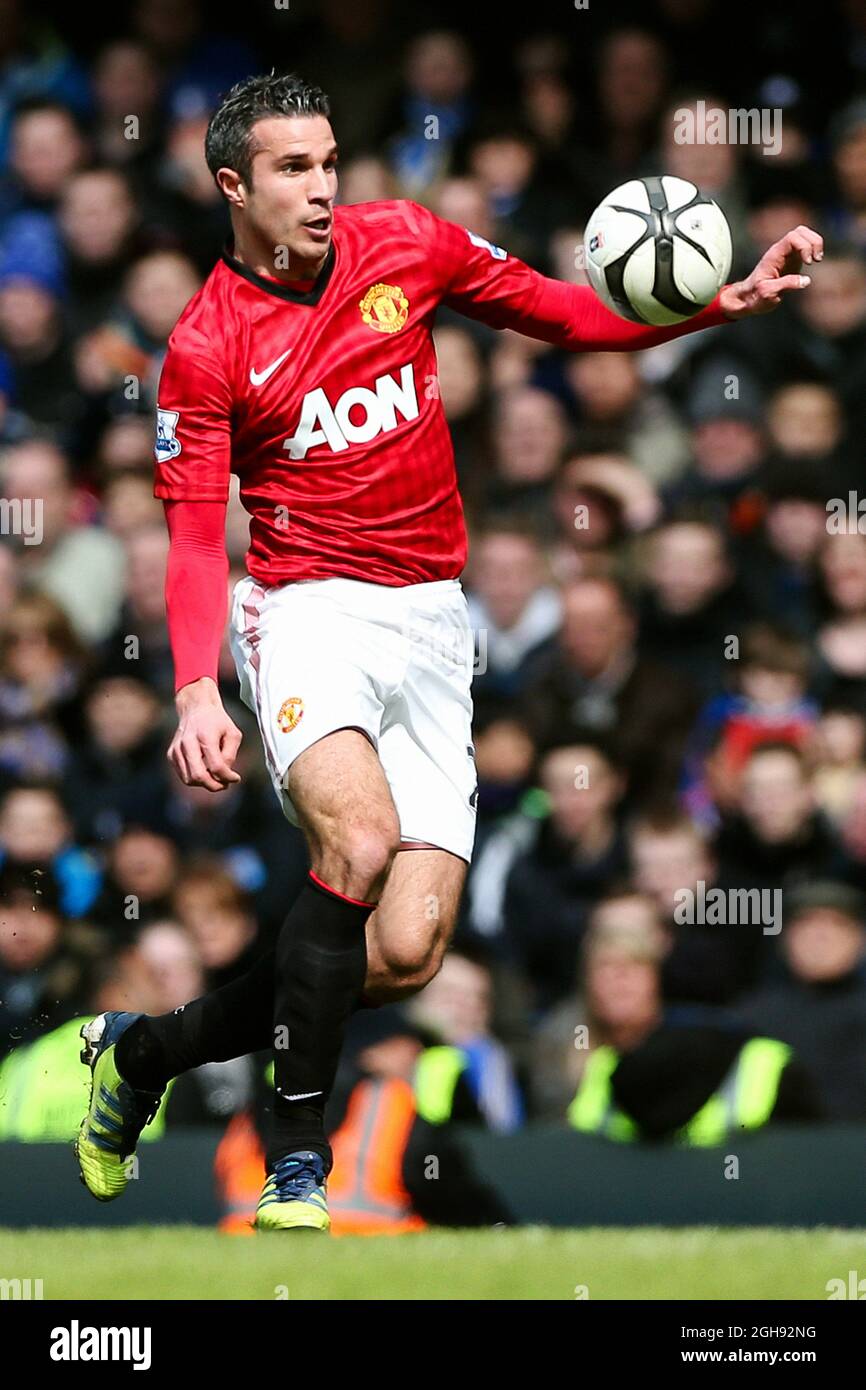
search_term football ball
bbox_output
[583,175,732,326]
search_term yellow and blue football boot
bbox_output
[255,1151,330,1232]
[75,1012,164,1202]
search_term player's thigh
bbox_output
[230,576,399,855]
[367,845,467,985]
[287,726,400,862]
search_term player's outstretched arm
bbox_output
[163,499,243,793]
[539,223,822,351]
[717,225,823,318]
[429,200,823,352]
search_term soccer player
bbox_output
[75,73,823,1231]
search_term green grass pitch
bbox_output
[2,1227,864,1299]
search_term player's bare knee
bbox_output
[381,935,443,993]
[318,818,400,900]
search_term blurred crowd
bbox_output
[3,0,866,1150]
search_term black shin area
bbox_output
[114,948,276,1091]
[267,874,372,1172]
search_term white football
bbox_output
[583,175,732,326]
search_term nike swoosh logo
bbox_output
[250,349,292,386]
[276,1089,323,1102]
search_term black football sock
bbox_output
[115,948,276,1091]
[115,931,380,1093]
[267,872,373,1173]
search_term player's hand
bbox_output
[168,677,243,792]
[719,225,823,319]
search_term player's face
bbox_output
[239,115,338,269]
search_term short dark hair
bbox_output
[740,622,810,679]
[557,427,629,476]
[205,72,330,189]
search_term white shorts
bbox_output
[230,575,478,863]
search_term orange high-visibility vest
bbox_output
[213,1077,426,1236]
[327,1077,426,1235]
[214,1110,264,1235]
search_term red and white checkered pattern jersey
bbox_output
[154,199,728,587]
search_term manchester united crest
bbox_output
[277,697,304,733]
[359,282,409,334]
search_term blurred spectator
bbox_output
[565,902,821,1144]
[0,860,100,1056]
[431,322,490,492]
[737,246,866,443]
[658,91,750,260]
[172,861,260,987]
[409,946,524,1131]
[90,826,179,935]
[0,783,100,917]
[827,98,866,253]
[463,120,576,269]
[563,349,690,486]
[100,523,172,694]
[63,673,168,843]
[638,516,748,697]
[294,0,411,162]
[385,31,475,198]
[766,381,845,464]
[1,99,87,222]
[594,29,670,189]
[484,385,568,528]
[0,212,79,436]
[684,623,818,820]
[529,889,665,1119]
[503,739,628,1011]
[549,434,658,584]
[338,153,397,206]
[809,703,866,830]
[664,352,768,530]
[434,174,495,243]
[523,576,699,805]
[143,116,228,275]
[0,968,128,1141]
[714,742,854,899]
[102,469,164,540]
[89,41,162,173]
[629,806,768,1004]
[75,248,200,410]
[59,168,141,336]
[465,518,560,701]
[0,3,90,163]
[736,882,866,1120]
[0,592,87,781]
[161,769,309,937]
[743,463,827,635]
[136,918,255,1125]
[817,531,866,708]
[470,698,536,825]
[0,440,125,640]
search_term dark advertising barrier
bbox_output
[0,1125,863,1228]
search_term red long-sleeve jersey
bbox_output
[155,198,730,688]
